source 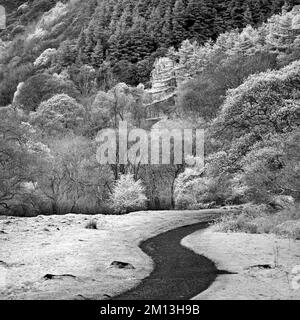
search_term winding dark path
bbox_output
[112,221,225,300]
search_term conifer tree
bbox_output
[244,4,254,26]
[161,6,173,47]
[76,31,89,65]
[268,13,295,51]
[172,0,187,46]
[238,26,257,54]
[229,0,246,29]
[109,1,124,34]
[186,0,214,43]
[148,7,164,40]
[91,41,105,68]
[271,0,285,15]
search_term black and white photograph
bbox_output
[0,0,300,309]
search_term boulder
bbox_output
[110,261,135,270]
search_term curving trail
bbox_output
[112,221,226,300]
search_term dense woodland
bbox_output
[0,0,298,100]
[0,0,299,216]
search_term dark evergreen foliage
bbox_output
[0,0,298,104]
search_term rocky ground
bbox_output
[0,210,220,300]
[183,226,300,300]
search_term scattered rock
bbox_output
[0,260,9,267]
[0,261,24,268]
[216,269,238,275]
[43,274,77,281]
[110,261,135,270]
[246,264,273,270]
[85,221,97,230]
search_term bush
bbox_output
[215,208,270,234]
[174,171,207,210]
[274,220,300,240]
[215,203,300,236]
[174,166,234,210]
[110,174,147,214]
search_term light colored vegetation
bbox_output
[215,204,300,239]
[109,174,147,214]
[0,2,299,217]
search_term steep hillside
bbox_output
[0,0,297,107]
[0,1,299,216]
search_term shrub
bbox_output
[274,220,300,240]
[216,213,262,234]
[215,203,300,236]
[174,168,234,210]
[174,171,207,210]
[110,174,147,214]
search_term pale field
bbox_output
[0,210,220,300]
[183,226,300,300]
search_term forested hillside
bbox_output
[0,0,298,106]
[0,0,299,219]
